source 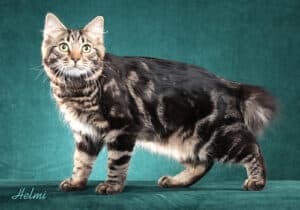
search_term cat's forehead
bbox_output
[60,29,89,43]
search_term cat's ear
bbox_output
[43,13,66,38]
[83,16,104,43]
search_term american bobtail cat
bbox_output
[42,13,277,194]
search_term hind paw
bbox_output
[158,176,173,188]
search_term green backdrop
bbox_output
[0,0,299,182]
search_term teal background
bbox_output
[0,0,299,182]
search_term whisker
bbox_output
[34,69,45,81]
[29,64,44,71]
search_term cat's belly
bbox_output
[136,133,201,162]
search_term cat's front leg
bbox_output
[96,134,135,195]
[60,133,104,191]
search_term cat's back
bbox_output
[104,53,239,97]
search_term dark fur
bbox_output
[99,53,276,145]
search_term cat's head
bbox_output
[42,13,105,84]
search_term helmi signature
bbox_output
[11,187,47,200]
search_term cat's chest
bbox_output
[59,104,101,138]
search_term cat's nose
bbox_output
[72,58,79,63]
[70,50,81,64]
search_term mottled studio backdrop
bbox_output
[0,0,299,181]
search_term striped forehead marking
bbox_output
[65,30,85,43]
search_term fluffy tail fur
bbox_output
[239,84,277,136]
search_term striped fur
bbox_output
[42,13,277,194]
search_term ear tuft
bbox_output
[83,16,104,42]
[44,13,66,37]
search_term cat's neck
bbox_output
[50,78,101,102]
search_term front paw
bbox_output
[95,182,124,195]
[59,178,87,192]
[243,178,265,191]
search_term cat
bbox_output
[41,13,277,194]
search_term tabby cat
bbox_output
[42,13,277,194]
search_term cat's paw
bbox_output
[243,178,265,191]
[59,178,87,192]
[158,176,174,188]
[95,182,124,195]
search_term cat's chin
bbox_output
[62,67,90,77]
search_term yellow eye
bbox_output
[59,43,69,52]
[82,44,91,53]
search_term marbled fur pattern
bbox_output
[42,13,277,194]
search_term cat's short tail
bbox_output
[239,84,278,136]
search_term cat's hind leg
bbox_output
[158,161,213,188]
[240,145,266,191]
[215,123,266,191]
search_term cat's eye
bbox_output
[59,43,69,52]
[82,44,91,53]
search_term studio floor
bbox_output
[0,180,299,210]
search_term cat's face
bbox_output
[42,13,105,82]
